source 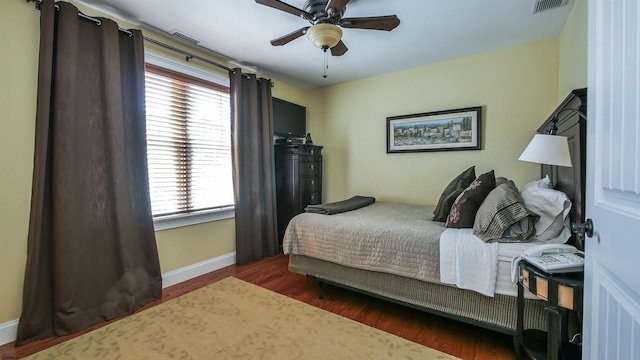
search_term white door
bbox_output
[584,0,640,359]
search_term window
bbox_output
[145,62,233,229]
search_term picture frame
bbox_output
[386,106,482,153]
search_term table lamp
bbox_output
[518,108,586,167]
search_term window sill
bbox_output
[153,206,235,231]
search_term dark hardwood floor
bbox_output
[0,254,517,359]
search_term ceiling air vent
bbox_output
[168,30,202,45]
[532,0,569,14]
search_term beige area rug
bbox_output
[25,277,459,360]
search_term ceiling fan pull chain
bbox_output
[323,47,328,78]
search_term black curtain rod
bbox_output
[26,0,276,83]
[142,37,231,72]
[143,39,271,84]
[29,0,135,36]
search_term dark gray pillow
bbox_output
[446,170,496,228]
[432,166,476,222]
[473,180,538,242]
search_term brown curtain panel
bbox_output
[229,69,279,265]
[16,0,162,345]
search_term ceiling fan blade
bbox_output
[325,0,350,15]
[341,15,401,31]
[330,40,348,56]
[270,27,310,46]
[255,0,313,20]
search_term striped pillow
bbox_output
[473,180,538,242]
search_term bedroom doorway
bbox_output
[583,0,640,358]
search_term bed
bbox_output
[283,88,587,335]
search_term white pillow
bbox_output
[520,176,572,242]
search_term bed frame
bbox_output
[288,88,587,335]
[539,88,587,251]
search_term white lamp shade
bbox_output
[306,23,343,49]
[518,134,572,167]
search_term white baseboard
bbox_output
[0,319,19,347]
[0,252,236,346]
[161,252,236,288]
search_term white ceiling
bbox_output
[74,0,575,90]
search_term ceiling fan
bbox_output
[255,0,400,56]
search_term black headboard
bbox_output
[537,88,587,250]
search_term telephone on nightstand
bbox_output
[511,244,584,282]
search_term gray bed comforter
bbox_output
[282,202,446,283]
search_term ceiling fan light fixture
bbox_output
[306,23,343,49]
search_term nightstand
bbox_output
[514,260,583,360]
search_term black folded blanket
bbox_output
[304,196,376,215]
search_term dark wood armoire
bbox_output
[274,143,323,243]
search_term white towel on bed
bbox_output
[439,228,499,297]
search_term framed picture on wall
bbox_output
[386,106,482,153]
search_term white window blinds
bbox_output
[145,64,233,217]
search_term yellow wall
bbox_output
[0,0,310,326]
[0,0,40,329]
[316,39,560,204]
[559,0,588,100]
